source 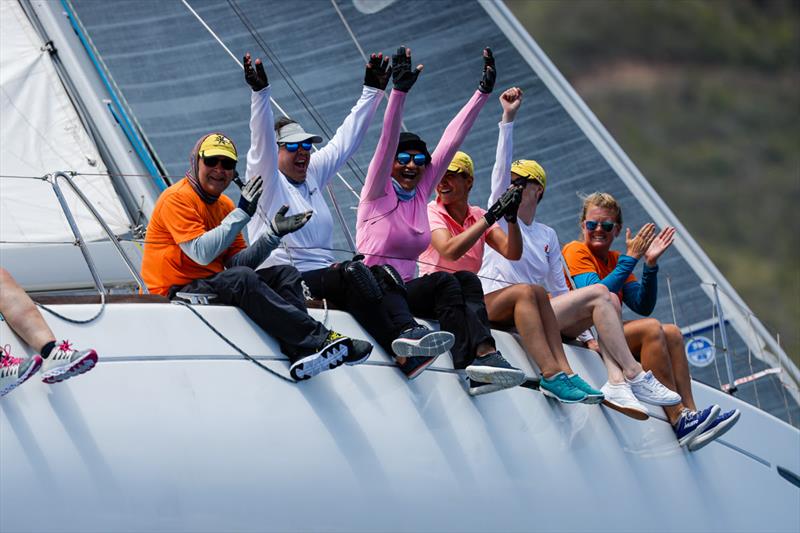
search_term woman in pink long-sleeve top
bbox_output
[355,47,526,395]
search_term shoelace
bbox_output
[1,344,21,366]
[52,340,74,360]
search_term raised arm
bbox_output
[361,47,421,202]
[310,53,389,189]
[242,54,281,215]
[489,87,522,204]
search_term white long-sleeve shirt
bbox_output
[245,85,384,272]
[478,121,569,297]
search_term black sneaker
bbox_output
[290,331,349,380]
[397,355,440,380]
[344,338,374,366]
[391,326,455,358]
[465,351,526,390]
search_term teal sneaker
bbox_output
[539,372,587,404]
[568,374,605,404]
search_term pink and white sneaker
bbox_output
[40,340,97,384]
[0,345,43,397]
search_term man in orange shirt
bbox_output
[142,92,372,381]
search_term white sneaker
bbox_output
[40,341,98,384]
[627,371,682,406]
[601,382,649,420]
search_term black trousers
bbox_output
[405,271,495,369]
[174,265,328,362]
[302,266,417,354]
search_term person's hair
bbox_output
[274,116,296,133]
[579,192,623,227]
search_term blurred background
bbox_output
[507,0,799,365]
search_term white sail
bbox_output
[0,0,129,244]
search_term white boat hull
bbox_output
[2,304,798,532]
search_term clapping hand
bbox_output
[243,53,268,92]
[478,47,496,94]
[364,52,391,90]
[625,223,657,259]
[644,226,676,267]
[270,205,313,237]
[392,46,423,93]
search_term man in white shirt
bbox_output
[242,53,454,379]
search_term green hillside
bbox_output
[507,0,800,365]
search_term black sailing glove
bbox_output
[503,185,523,224]
[270,205,313,237]
[364,52,391,90]
[243,53,268,92]
[478,47,496,94]
[392,46,423,93]
[237,175,263,217]
[484,185,520,226]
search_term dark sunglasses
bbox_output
[396,152,428,166]
[584,220,617,232]
[202,156,236,170]
[281,141,313,152]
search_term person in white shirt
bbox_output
[242,52,454,379]
[477,94,680,420]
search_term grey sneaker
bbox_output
[40,341,97,384]
[465,351,526,390]
[391,326,455,358]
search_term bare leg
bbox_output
[664,324,697,411]
[550,284,644,380]
[624,318,685,423]
[0,268,55,352]
[484,284,569,378]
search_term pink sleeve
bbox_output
[361,89,407,202]
[419,90,490,199]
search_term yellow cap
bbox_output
[510,159,546,190]
[198,133,238,161]
[447,151,474,177]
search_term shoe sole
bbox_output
[391,331,455,358]
[290,339,349,380]
[403,353,442,381]
[465,366,526,387]
[469,382,507,396]
[602,398,650,420]
[540,387,586,404]
[42,351,97,384]
[677,404,722,447]
[687,409,739,452]
[0,356,43,397]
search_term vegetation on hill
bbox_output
[507,0,799,365]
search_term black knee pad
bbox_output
[370,264,406,294]
[343,260,382,304]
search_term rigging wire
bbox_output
[172,300,295,383]
[179,0,361,199]
[226,0,367,186]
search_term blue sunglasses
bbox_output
[282,141,313,152]
[584,220,617,232]
[396,152,428,166]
